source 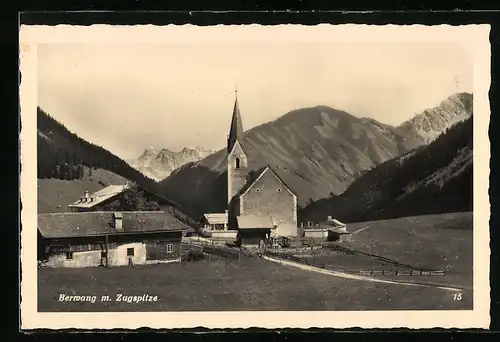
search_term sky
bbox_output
[38,41,473,160]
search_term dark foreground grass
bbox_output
[38,256,472,312]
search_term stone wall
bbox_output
[46,250,102,268]
[227,141,249,203]
[45,240,181,268]
[108,242,147,266]
[241,170,298,236]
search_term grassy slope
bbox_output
[342,212,473,289]
[37,166,128,213]
[38,256,471,312]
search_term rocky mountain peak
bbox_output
[129,146,217,181]
[397,92,473,144]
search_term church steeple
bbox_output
[227,90,244,153]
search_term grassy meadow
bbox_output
[39,256,471,312]
[38,212,474,312]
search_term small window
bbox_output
[66,252,73,260]
[235,158,240,169]
[127,248,134,256]
[166,244,174,253]
[255,188,260,192]
[277,188,282,192]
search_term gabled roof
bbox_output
[67,184,182,209]
[234,166,268,197]
[318,218,349,234]
[228,138,248,159]
[237,214,276,230]
[201,212,228,225]
[68,184,129,209]
[328,218,346,227]
[238,165,297,198]
[38,211,187,239]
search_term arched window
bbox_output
[235,158,240,169]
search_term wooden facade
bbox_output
[41,231,183,267]
[38,211,187,268]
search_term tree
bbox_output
[77,165,84,179]
[120,184,144,211]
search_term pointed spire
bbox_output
[228,89,244,153]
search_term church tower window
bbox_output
[236,158,240,169]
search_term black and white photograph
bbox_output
[20,24,491,330]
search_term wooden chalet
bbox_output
[37,211,189,268]
[67,183,197,230]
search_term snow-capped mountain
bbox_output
[129,146,216,181]
[397,92,473,144]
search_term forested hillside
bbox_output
[300,116,473,223]
[37,107,159,192]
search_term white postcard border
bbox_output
[20,23,491,330]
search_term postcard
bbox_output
[20,23,491,330]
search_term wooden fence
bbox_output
[181,238,242,261]
[262,250,446,276]
[322,243,442,272]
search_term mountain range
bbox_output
[128,146,216,181]
[36,92,473,223]
[299,115,473,223]
[158,92,473,218]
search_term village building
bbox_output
[203,91,299,247]
[38,211,188,268]
[302,216,351,242]
[67,183,195,227]
[199,211,234,240]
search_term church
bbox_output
[212,91,299,243]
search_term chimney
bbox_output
[113,212,123,232]
[300,222,304,227]
[327,216,333,221]
[85,190,89,199]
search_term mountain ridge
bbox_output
[128,146,216,181]
[159,104,426,218]
[397,92,473,143]
[300,115,473,223]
